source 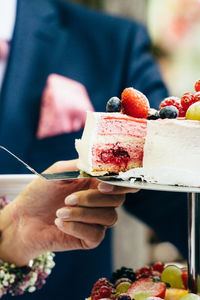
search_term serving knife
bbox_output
[0,146,118,181]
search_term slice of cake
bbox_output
[75,112,147,175]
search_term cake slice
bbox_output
[75,112,147,175]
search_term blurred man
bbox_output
[0,0,187,299]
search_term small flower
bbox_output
[28,286,36,293]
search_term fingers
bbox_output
[56,207,118,227]
[54,220,105,249]
[98,182,140,194]
[65,189,125,208]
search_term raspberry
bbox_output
[194,91,200,102]
[181,92,195,110]
[194,79,200,92]
[91,278,113,300]
[178,106,187,117]
[152,262,164,273]
[121,88,150,118]
[135,266,152,279]
[159,96,181,111]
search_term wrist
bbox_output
[0,199,31,266]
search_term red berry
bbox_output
[153,262,164,273]
[121,88,150,119]
[128,277,166,299]
[194,92,200,102]
[194,80,200,92]
[181,92,195,110]
[178,106,187,117]
[91,278,113,300]
[159,96,181,111]
[181,269,188,289]
[135,266,152,279]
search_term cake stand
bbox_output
[100,179,200,294]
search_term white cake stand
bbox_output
[100,179,200,294]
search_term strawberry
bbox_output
[181,269,188,289]
[127,278,166,299]
[194,80,200,92]
[121,88,149,118]
[181,92,195,111]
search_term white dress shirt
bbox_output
[0,0,17,91]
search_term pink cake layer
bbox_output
[92,140,145,173]
[98,115,147,137]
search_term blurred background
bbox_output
[68,0,200,269]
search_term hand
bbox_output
[0,160,138,266]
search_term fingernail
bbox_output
[65,194,78,206]
[98,182,114,193]
[56,208,71,218]
[55,218,63,227]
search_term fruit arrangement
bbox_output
[106,80,200,121]
[86,263,200,300]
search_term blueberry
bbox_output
[159,105,179,119]
[106,97,121,112]
[147,108,160,120]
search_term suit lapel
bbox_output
[0,0,69,167]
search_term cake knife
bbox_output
[0,146,118,181]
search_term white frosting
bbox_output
[119,119,200,187]
[75,111,97,174]
[119,167,200,187]
[143,119,200,172]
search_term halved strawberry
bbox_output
[127,278,166,299]
[121,88,150,119]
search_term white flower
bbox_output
[28,286,36,293]
[2,280,8,286]
[0,271,5,278]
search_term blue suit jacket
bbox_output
[2,0,187,299]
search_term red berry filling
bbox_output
[100,146,130,167]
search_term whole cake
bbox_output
[76,81,200,187]
[86,263,199,300]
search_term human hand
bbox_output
[0,160,139,266]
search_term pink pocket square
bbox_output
[36,74,94,139]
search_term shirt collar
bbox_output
[0,0,17,41]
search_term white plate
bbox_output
[100,179,200,193]
[0,174,37,201]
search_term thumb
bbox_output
[44,159,79,173]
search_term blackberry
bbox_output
[110,267,136,284]
[106,97,121,112]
